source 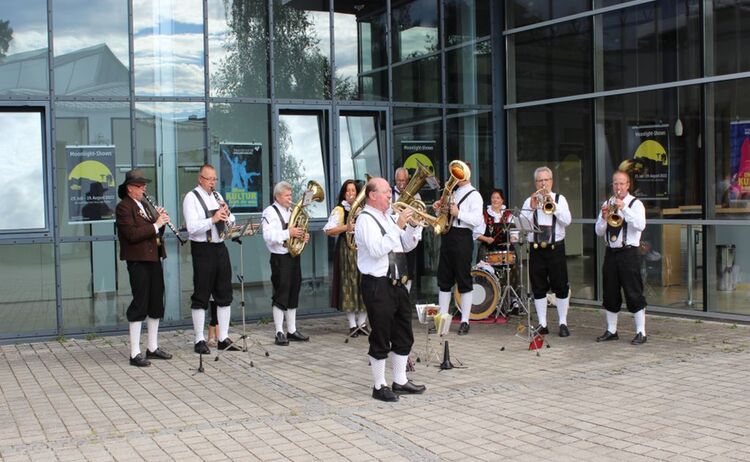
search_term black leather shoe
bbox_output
[194,340,210,354]
[218,338,235,350]
[558,324,570,337]
[631,332,647,345]
[392,380,426,395]
[457,322,470,335]
[348,327,359,338]
[146,347,172,360]
[129,353,151,367]
[275,332,289,346]
[537,325,549,335]
[287,331,309,342]
[596,331,619,342]
[372,386,399,402]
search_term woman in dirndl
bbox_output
[323,180,367,337]
[477,188,514,262]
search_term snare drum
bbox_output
[485,250,516,266]
[453,265,501,320]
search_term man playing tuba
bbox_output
[262,181,311,346]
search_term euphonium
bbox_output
[606,196,624,228]
[345,174,371,250]
[433,160,471,235]
[534,188,556,215]
[286,180,325,257]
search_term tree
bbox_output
[0,20,13,58]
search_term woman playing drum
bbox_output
[476,188,514,263]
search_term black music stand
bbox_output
[214,219,269,367]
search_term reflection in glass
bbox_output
[53,0,129,96]
[133,0,205,96]
[709,225,749,315]
[506,0,589,29]
[511,18,592,103]
[446,40,491,105]
[391,0,438,62]
[339,112,383,184]
[713,0,750,76]
[393,55,439,103]
[208,0,268,98]
[0,111,45,230]
[602,86,704,219]
[445,0,490,46]
[713,79,750,218]
[447,111,492,198]
[0,244,56,334]
[0,0,49,95]
[279,113,328,218]
[602,0,701,91]
[273,0,331,100]
[55,102,131,237]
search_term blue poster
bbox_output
[219,142,262,213]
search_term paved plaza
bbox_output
[1,307,750,461]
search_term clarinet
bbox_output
[212,188,231,240]
[143,194,186,245]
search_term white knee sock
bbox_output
[356,311,368,327]
[556,296,569,325]
[129,321,142,358]
[405,280,412,292]
[391,353,409,386]
[459,291,473,323]
[634,309,646,335]
[286,308,297,334]
[534,298,548,327]
[369,355,387,389]
[606,310,618,334]
[272,306,284,333]
[146,317,159,352]
[217,305,231,341]
[191,309,205,343]
[438,291,452,315]
[346,312,357,328]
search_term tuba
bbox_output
[345,174,371,250]
[286,180,325,257]
[606,196,624,228]
[533,188,556,215]
[432,160,471,235]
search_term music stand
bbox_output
[492,216,525,319]
[214,219,269,367]
[414,304,440,366]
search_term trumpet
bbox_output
[606,196,624,228]
[391,200,439,228]
[143,194,186,245]
[533,188,556,215]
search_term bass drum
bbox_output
[454,265,501,320]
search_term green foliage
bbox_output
[0,19,13,58]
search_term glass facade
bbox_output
[1,0,748,340]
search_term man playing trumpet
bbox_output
[520,166,572,337]
[262,181,310,346]
[595,170,648,345]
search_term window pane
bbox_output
[53,0,130,96]
[55,102,131,237]
[279,113,328,218]
[511,18,592,103]
[338,112,384,184]
[445,0,490,46]
[446,40,491,105]
[0,111,45,231]
[713,78,750,218]
[0,243,56,334]
[391,0,439,63]
[393,55,440,103]
[446,110,493,198]
[709,225,750,315]
[0,0,49,95]
[602,86,704,219]
[602,0,702,91]
[273,0,331,100]
[506,0,590,29]
[713,0,750,76]
[208,0,268,97]
[334,0,387,100]
[133,0,204,96]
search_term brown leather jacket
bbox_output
[116,197,166,261]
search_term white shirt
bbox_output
[133,197,160,234]
[183,186,236,243]
[595,193,646,248]
[449,183,485,239]
[355,204,422,277]
[262,201,292,254]
[520,191,572,243]
[323,201,351,233]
